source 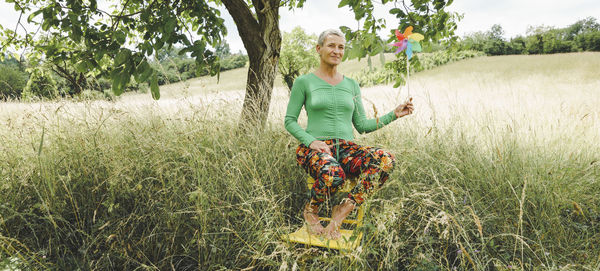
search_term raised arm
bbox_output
[352,82,397,134]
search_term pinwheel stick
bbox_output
[396,57,411,103]
[392,26,422,103]
[406,56,411,98]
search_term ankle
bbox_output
[339,199,356,213]
[303,203,319,215]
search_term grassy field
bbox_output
[0,52,599,270]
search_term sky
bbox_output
[1,0,599,53]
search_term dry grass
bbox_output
[1,52,599,270]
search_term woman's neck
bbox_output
[316,63,339,78]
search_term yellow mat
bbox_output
[282,177,364,250]
[282,225,363,250]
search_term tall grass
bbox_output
[1,53,599,270]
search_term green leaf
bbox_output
[112,77,123,96]
[136,60,152,82]
[141,42,153,55]
[42,20,52,31]
[111,67,124,96]
[113,30,126,45]
[72,27,82,42]
[338,0,350,7]
[164,17,177,33]
[119,71,130,93]
[28,9,43,23]
[150,72,160,100]
[75,60,88,73]
[114,49,131,66]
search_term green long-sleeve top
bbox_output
[284,73,398,146]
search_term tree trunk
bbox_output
[222,0,281,129]
[51,64,87,96]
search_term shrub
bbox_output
[220,54,248,71]
[350,50,484,88]
[151,44,248,87]
[279,27,318,91]
[351,67,396,87]
[459,18,600,55]
[576,31,600,51]
[21,69,58,101]
[0,64,29,100]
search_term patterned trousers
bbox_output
[296,139,395,208]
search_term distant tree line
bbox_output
[459,17,600,55]
[0,42,247,101]
[152,43,248,86]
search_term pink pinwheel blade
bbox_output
[399,41,408,51]
[391,40,408,54]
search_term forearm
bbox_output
[354,110,397,134]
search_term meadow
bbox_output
[0,52,599,270]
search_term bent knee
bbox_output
[374,149,395,173]
[320,164,346,180]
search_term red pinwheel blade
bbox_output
[395,29,405,41]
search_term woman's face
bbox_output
[316,34,345,66]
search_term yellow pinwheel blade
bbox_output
[408,33,424,42]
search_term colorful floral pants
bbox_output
[296,139,395,209]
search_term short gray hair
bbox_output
[317,29,345,46]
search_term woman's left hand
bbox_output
[394,97,414,118]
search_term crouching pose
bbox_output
[284,29,414,239]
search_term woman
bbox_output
[284,29,414,239]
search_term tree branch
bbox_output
[221,0,262,56]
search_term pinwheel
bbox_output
[390,26,424,60]
[390,26,424,98]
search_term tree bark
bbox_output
[222,0,281,129]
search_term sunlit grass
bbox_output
[1,52,599,270]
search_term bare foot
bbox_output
[324,221,342,239]
[324,199,355,239]
[303,204,324,235]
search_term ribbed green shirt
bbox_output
[284,73,397,146]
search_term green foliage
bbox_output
[279,27,319,91]
[2,0,458,127]
[0,60,29,100]
[350,67,397,88]
[215,42,231,59]
[74,89,116,101]
[576,31,600,51]
[340,0,461,61]
[351,50,484,88]
[21,69,58,101]
[459,17,600,56]
[2,0,228,100]
[151,45,247,86]
[414,49,485,71]
[219,54,248,71]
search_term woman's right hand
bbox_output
[309,140,332,155]
[394,97,414,118]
